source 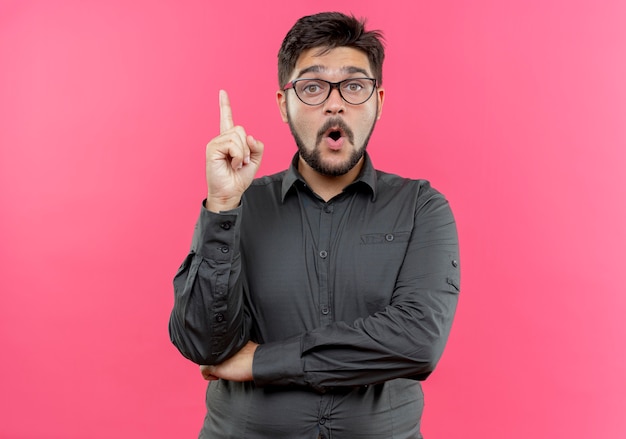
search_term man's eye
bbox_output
[303,84,321,94]
[344,82,364,92]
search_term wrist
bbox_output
[205,196,241,213]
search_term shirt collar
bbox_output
[281,152,378,202]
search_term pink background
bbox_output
[2,1,625,437]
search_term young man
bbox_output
[169,12,460,439]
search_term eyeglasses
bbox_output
[283,77,378,106]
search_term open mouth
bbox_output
[317,120,353,146]
[328,130,342,141]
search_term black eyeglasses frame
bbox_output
[283,77,378,106]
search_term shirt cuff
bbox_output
[253,337,305,387]
[190,200,242,262]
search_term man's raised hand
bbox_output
[205,90,263,212]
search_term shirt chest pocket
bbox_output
[357,231,411,277]
[350,231,412,311]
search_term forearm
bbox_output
[169,203,250,365]
[253,288,458,389]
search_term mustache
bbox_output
[316,118,354,144]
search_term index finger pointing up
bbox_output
[219,90,234,133]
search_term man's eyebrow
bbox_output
[296,65,371,78]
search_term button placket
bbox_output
[318,202,333,325]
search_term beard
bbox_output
[287,110,378,177]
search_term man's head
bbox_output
[276,12,386,179]
[278,12,385,89]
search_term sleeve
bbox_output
[252,186,460,390]
[168,202,251,365]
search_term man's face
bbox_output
[277,46,385,177]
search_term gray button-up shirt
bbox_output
[170,153,460,438]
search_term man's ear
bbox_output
[277,90,288,123]
[376,87,385,120]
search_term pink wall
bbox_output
[1,1,625,437]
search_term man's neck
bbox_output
[297,156,364,202]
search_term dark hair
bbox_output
[278,12,385,88]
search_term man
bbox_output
[169,12,460,438]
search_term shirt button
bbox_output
[215,313,225,322]
[319,417,327,425]
[220,221,232,230]
[220,246,229,253]
[319,250,328,259]
[321,306,329,315]
[324,205,334,213]
[452,259,459,267]
[385,233,394,242]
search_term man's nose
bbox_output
[324,86,345,114]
